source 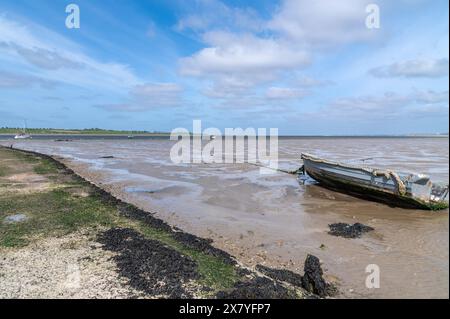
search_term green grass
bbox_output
[33,158,60,175]
[1,148,61,176]
[188,250,237,289]
[0,189,117,247]
[8,149,39,164]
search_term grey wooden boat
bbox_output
[300,153,449,210]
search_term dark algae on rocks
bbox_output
[216,254,336,299]
[172,231,236,265]
[97,228,199,298]
[328,222,374,238]
[216,276,297,299]
[255,264,303,287]
[301,254,332,297]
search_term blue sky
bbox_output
[0,0,448,135]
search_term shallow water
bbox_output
[2,137,448,298]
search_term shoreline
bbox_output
[1,134,448,139]
[0,145,334,299]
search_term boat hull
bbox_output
[302,155,448,210]
[306,167,433,209]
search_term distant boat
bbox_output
[14,133,32,139]
[210,135,216,140]
[127,131,134,139]
[300,153,449,210]
[14,121,32,140]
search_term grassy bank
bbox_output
[0,146,313,299]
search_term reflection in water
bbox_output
[2,137,448,298]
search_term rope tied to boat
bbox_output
[372,170,407,196]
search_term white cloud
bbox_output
[0,16,140,91]
[180,31,310,77]
[202,79,253,99]
[0,70,55,88]
[266,87,308,99]
[179,31,310,104]
[294,75,333,87]
[413,90,449,104]
[131,83,182,106]
[1,43,83,70]
[330,92,410,112]
[0,16,190,114]
[325,90,449,118]
[95,83,183,112]
[175,0,263,33]
[369,58,449,78]
[268,0,378,47]
[177,0,378,104]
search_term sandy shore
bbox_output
[0,146,333,299]
[0,230,143,298]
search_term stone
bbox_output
[4,214,28,223]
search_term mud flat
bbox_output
[0,146,333,299]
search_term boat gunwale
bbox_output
[300,153,428,178]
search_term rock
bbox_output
[4,214,28,223]
[256,255,337,298]
[328,222,374,238]
[301,254,328,297]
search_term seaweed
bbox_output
[172,231,236,265]
[215,276,297,299]
[255,264,303,287]
[328,222,374,238]
[97,228,199,298]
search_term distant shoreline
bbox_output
[0,130,170,136]
[0,128,447,138]
[0,133,448,139]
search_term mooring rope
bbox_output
[244,162,303,175]
[372,170,407,196]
